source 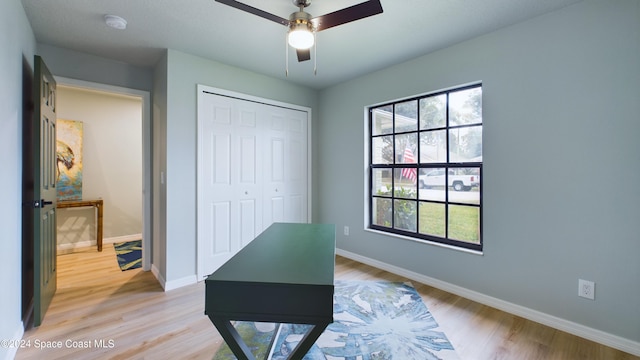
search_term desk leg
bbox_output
[285,322,330,360]
[96,203,103,252]
[209,316,257,360]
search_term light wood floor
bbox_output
[16,245,637,360]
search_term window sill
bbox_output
[364,228,484,256]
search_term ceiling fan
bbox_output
[215,0,384,64]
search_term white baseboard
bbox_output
[57,233,142,252]
[150,265,196,292]
[104,233,143,244]
[151,264,165,289]
[3,321,24,360]
[164,275,198,292]
[336,248,640,357]
[57,240,96,252]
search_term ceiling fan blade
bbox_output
[312,0,383,32]
[296,49,311,62]
[215,0,289,26]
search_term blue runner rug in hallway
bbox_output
[114,240,142,271]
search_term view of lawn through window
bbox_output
[368,84,482,251]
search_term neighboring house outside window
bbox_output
[368,84,483,251]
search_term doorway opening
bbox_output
[54,77,151,271]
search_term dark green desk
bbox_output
[205,222,336,360]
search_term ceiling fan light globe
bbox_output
[288,28,314,50]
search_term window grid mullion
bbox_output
[391,104,396,229]
[444,92,450,240]
[415,99,421,235]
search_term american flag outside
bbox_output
[401,146,417,182]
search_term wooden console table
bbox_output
[205,222,336,360]
[56,199,104,251]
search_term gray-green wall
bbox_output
[0,0,36,358]
[317,0,639,345]
[36,43,153,92]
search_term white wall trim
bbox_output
[57,240,97,252]
[57,233,142,252]
[103,233,143,245]
[163,275,198,292]
[151,264,165,290]
[3,321,24,360]
[151,264,197,292]
[336,248,640,357]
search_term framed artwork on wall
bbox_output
[56,119,83,201]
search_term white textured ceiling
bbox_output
[21,0,583,89]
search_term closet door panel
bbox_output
[239,199,256,248]
[239,137,256,183]
[212,134,231,184]
[211,202,231,254]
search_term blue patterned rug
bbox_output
[114,240,142,271]
[213,280,458,360]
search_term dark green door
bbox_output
[31,55,58,327]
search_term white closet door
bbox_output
[263,108,287,226]
[197,87,309,279]
[262,105,308,227]
[285,108,308,223]
[236,101,263,248]
[197,93,262,278]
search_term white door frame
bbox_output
[55,76,152,271]
[196,84,313,280]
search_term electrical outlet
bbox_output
[344,226,349,236]
[578,279,595,300]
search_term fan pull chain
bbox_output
[285,34,289,77]
[313,32,317,76]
